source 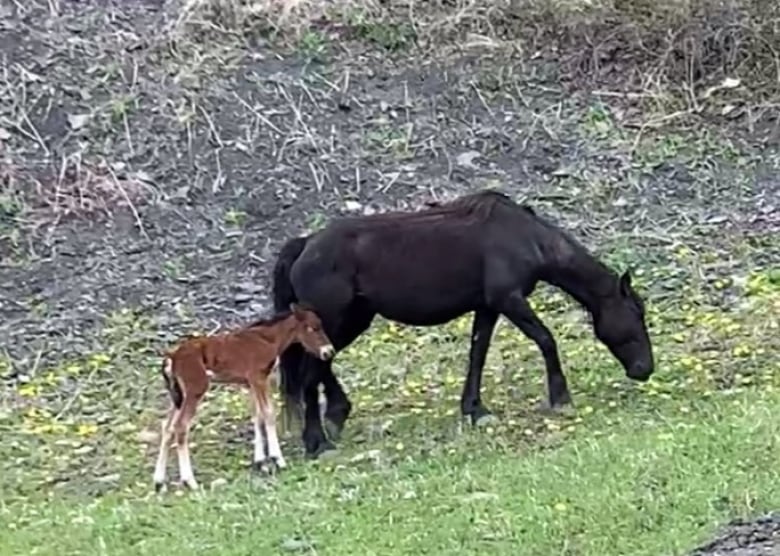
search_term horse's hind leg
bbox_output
[321,303,375,440]
[300,357,337,458]
[460,309,499,427]
[319,363,349,440]
[292,299,369,458]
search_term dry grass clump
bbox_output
[169,0,385,37]
[169,0,779,100]
[541,0,780,96]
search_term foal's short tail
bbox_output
[160,355,183,409]
[271,235,309,424]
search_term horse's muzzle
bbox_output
[627,361,653,381]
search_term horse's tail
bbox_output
[271,235,309,427]
[160,354,183,409]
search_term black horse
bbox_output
[272,190,654,458]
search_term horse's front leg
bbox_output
[498,291,573,409]
[460,309,499,426]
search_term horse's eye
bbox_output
[306,325,314,332]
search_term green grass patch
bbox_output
[1,253,778,555]
[1,389,779,555]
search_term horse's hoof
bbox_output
[466,404,495,427]
[323,418,343,441]
[474,413,499,428]
[154,481,165,493]
[305,439,338,460]
[324,405,350,441]
[538,400,576,417]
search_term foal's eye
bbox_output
[306,325,314,332]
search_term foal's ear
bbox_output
[619,270,633,296]
[289,303,303,318]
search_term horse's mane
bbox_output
[335,189,534,226]
[442,190,536,218]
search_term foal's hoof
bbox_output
[252,457,288,476]
[154,481,166,493]
[271,457,287,471]
[252,461,273,476]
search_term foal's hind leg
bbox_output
[172,385,207,490]
[153,406,177,491]
[461,309,499,427]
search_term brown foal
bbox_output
[152,303,335,491]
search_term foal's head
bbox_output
[289,303,335,361]
[592,270,654,382]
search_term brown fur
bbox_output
[152,303,334,491]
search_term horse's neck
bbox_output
[543,249,615,315]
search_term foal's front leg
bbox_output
[498,291,573,409]
[262,387,286,471]
[249,382,271,473]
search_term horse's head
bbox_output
[592,270,654,381]
[290,303,335,361]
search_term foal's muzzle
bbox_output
[319,345,335,360]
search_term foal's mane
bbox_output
[246,309,293,330]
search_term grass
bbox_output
[1,256,778,555]
[1,389,779,555]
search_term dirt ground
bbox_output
[1,1,778,554]
[690,514,780,556]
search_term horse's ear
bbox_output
[289,303,303,318]
[619,270,632,296]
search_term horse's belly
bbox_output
[370,289,478,326]
[379,307,470,327]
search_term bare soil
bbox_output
[1,2,778,554]
[691,514,780,556]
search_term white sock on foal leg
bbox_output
[253,407,268,468]
[153,410,176,490]
[176,431,198,490]
[265,417,286,469]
